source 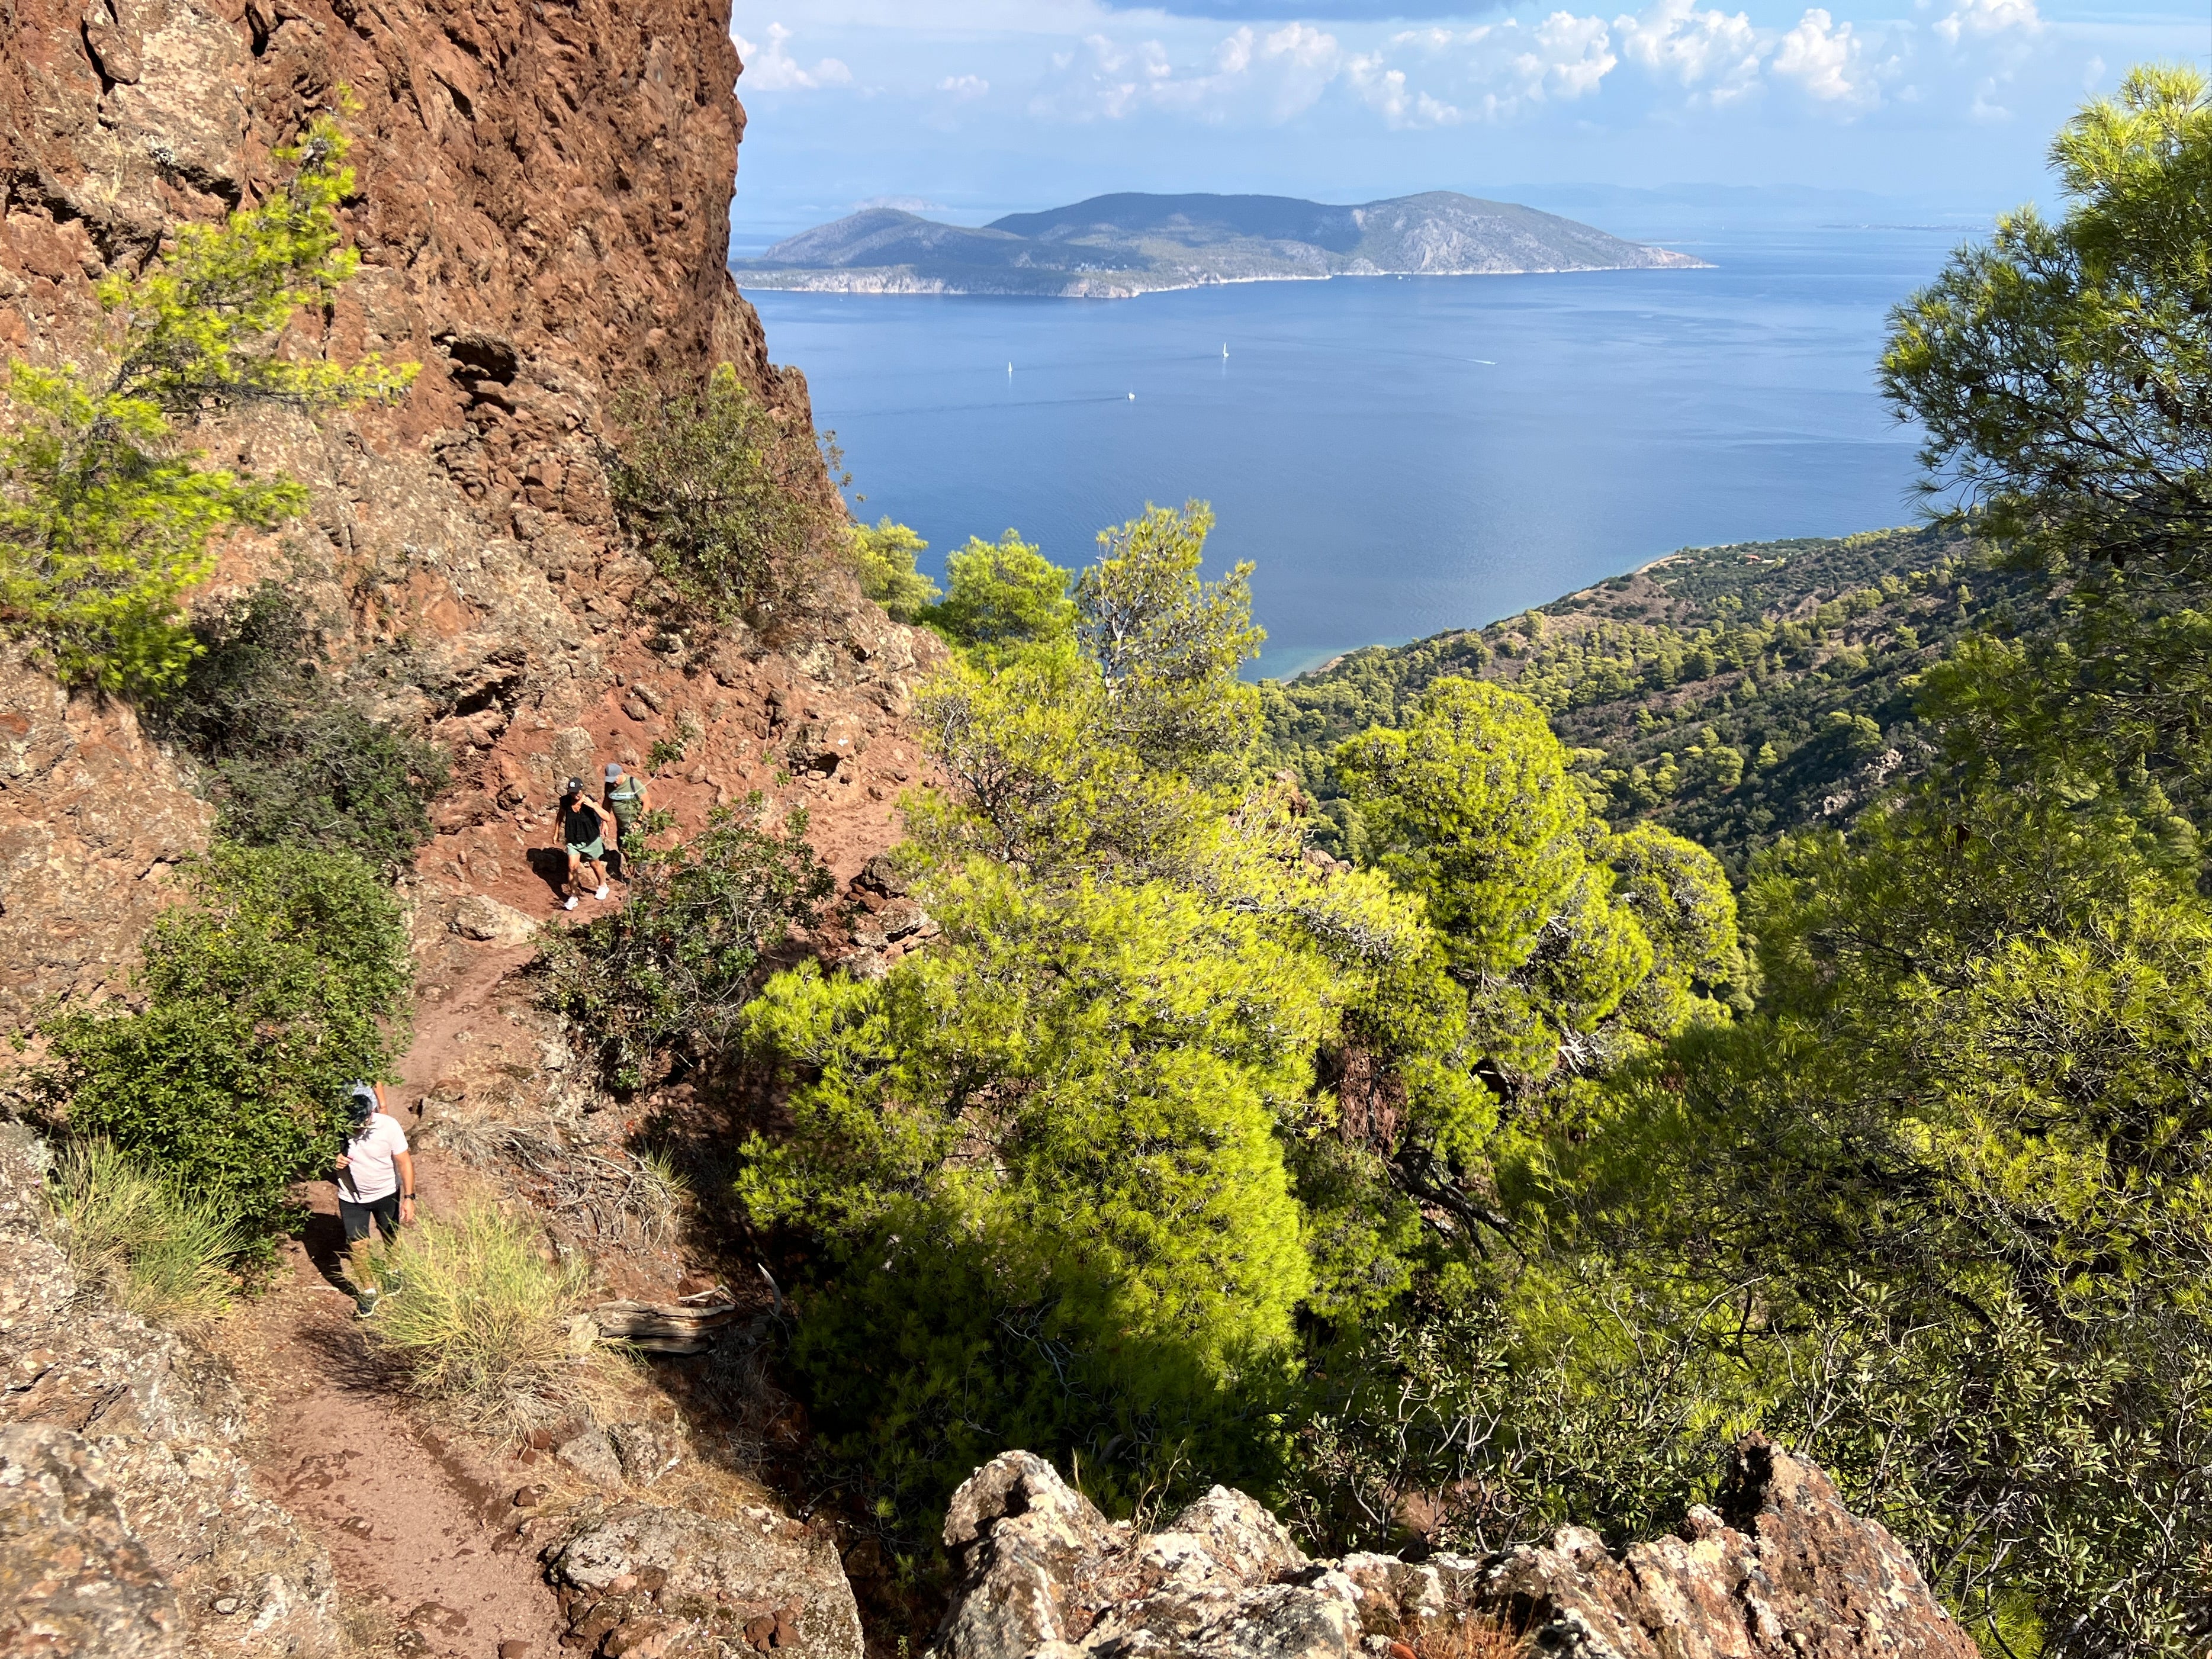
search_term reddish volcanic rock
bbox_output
[0,0,940,1027]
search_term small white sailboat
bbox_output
[1221,343,1229,359]
[1127,391,1136,401]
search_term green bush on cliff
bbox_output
[38,841,411,1247]
[851,517,941,620]
[0,109,413,694]
[154,581,448,871]
[608,364,847,622]
[539,798,834,1092]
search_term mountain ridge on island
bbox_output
[732,188,1712,298]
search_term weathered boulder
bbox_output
[934,1442,1978,1659]
[547,1502,866,1659]
[0,1423,182,1658]
[451,892,541,945]
[0,1124,340,1657]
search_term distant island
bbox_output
[731,191,1712,298]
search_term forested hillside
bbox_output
[798,67,2212,1658]
[1263,526,2053,869]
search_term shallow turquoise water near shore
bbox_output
[750,226,1965,679]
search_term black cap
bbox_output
[564,777,584,796]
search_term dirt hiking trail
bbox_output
[211,1229,565,1659]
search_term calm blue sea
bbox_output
[748,226,1969,679]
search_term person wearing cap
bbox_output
[601,760,650,880]
[335,1081,414,1317]
[557,776,611,911]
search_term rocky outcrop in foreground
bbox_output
[936,1443,1977,1659]
[0,1126,340,1658]
[547,1503,864,1659]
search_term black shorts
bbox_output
[339,1190,403,1243]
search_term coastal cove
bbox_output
[752,224,1966,678]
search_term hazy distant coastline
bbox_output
[732,189,1711,300]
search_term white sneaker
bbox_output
[563,895,578,911]
[594,885,609,901]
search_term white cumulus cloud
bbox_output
[1772,8,1880,109]
[1936,0,2041,46]
[1614,0,1763,106]
[1522,12,1618,99]
[735,23,854,92]
[1036,21,1345,122]
[984,0,2047,136]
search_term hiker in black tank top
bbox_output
[557,777,611,911]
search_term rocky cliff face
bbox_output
[0,1123,343,1658]
[0,0,938,1035]
[934,1446,1979,1659]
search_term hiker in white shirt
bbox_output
[335,1082,415,1317]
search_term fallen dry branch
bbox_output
[592,1287,744,1355]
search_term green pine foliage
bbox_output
[918,528,1076,668]
[725,502,1747,1555]
[1335,677,1747,1099]
[36,843,411,1247]
[0,107,414,693]
[851,518,942,620]
[1879,63,2212,833]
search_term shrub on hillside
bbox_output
[852,517,940,620]
[154,581,448,871]
[364,1203,590,1438]
[37,842,412,1245]
[539,799,832,1091]
[919,529,1075,668]
[607,365,847,623]
[44,1139,247,1324]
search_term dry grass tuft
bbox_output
[1411,1616,1532,1659]
[44,1139,245,1325]
[364,1201,592,1439]
[427,1118,689,1246]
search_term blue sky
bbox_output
[725,0,2210,234]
